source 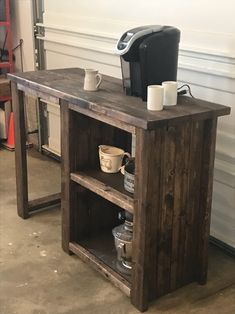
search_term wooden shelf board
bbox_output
[70,170,134,213]
[69,232,131,296]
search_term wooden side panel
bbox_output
[11,82,29,219]
[131,120,211,311]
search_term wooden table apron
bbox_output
[8,68,230,311]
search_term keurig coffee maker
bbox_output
[116,25,180,101]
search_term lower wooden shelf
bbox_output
[69,230,131,297]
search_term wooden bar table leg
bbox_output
[197,118,217,284]
[11,82,29,219]
[61,100,78,254]
[61,100,71,253]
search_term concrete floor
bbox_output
[0,148,234,314]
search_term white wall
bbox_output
[37,0,235,248]
[11,0,35,71]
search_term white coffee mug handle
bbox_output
[96,73,102,89]
[119,152,131,174]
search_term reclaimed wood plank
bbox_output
[169,122,185,291]
[182,121,204,285]
[156,124,176,296]
[175,122,191,288]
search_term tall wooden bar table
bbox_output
[8,68,230,311]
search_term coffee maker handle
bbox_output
[117,242,125,261]
[96,73,102,89]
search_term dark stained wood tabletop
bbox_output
[8,68,230,130]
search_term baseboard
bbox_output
[209,235,235,257]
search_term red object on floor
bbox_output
[5,111,15,150]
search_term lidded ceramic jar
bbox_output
[124,157,135,194]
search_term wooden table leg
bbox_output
[61,99,73,254]
[197,118,217,284]
[11,81,29,219]
[131,127,163,312]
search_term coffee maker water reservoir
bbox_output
[116,25,180,101]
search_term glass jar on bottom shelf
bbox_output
[112,212,133,275]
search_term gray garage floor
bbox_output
[0,148,234,314]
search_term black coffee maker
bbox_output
[116,25,180,101]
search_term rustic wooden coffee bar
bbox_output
[8,68,230,312]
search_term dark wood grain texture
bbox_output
[8,68,230,130]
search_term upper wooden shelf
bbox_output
[70,170,134,213]
[8,68,231,130]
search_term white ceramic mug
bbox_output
[147,85,164,111]
[162,81,178,106]
[99,145,130,173]
[84,69,102,91]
